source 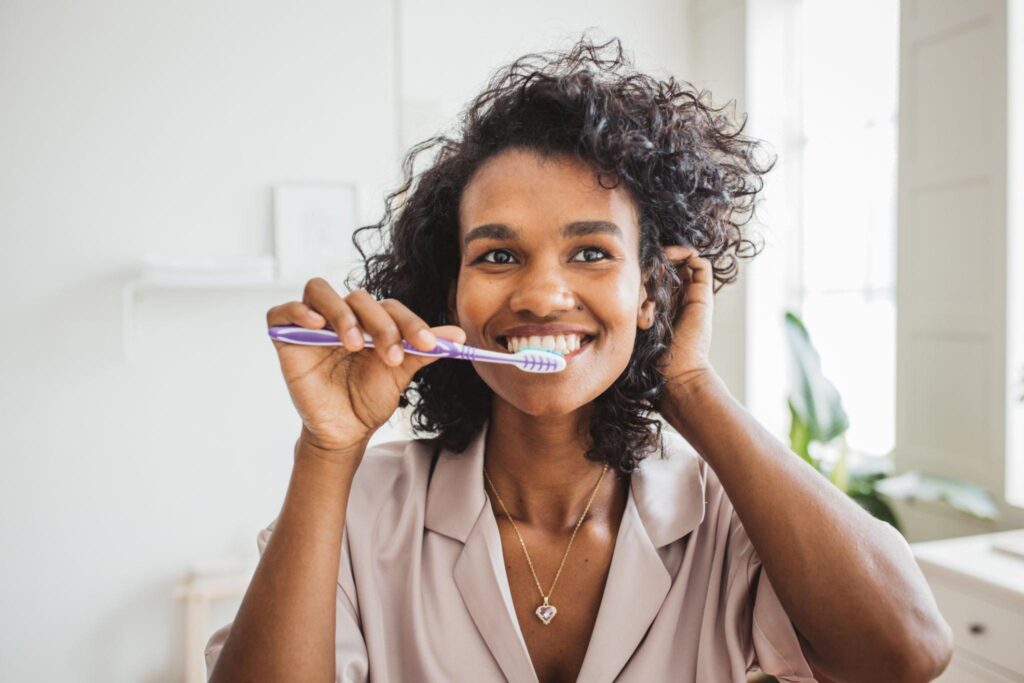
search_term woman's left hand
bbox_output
[654,245,717,398]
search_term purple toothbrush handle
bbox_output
[385,336,566,372]
[266,326,450,356]
[266,326,564,372]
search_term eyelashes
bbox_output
[473,247,613,265]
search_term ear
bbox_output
[637,265,660,331]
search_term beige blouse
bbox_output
[205,421,818,682]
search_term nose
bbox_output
[508,262,578,317]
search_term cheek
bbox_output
[455,272,501,340]
[602,277,644,323]
[593,279,644,357]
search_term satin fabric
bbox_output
[205,421,817,682]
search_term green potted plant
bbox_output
[783,311,998,534]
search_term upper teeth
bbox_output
[505,334,586,354]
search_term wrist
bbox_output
[290,437,362,515]
[295,430,368,471]
[659,366,727,431]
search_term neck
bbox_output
[482,399,628,534]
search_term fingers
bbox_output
[291,278,442,368]
[430,325,467,345]
[663,246,713,303]
[662,245,712,285]
[301,278,366,350]
[380,298,439,352]
[266,300,327,330]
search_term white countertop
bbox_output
[912,529,1024,609]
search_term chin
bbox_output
[485,379,607,417]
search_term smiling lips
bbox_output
[497,333,595,359]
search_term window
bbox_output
[788,0,900,458]
[745,0,899,458]
[1007,0,1024,507]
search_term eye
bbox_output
[473,246,612,265]
[571,247,612,263]
[475,249,517,265]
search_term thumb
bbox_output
[429,325,468,344]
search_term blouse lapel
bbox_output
[424,421,540,683]
[575,429,707,682]
[453,502,541,683]
[424,423,706,683]
[573,490,670,683]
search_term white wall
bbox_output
[688,0,751,404]
[0,3,397,681]
[0,2,695,681]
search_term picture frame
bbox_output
[272,183,361,286]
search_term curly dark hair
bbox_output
[348,32,775,476]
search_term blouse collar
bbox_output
[424,418,707,548]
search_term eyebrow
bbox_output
[462,220,624,249]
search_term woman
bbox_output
[206,36,953,682]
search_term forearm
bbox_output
[209,436,366,683]
[660,371,952,683]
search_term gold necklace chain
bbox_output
[483,462,609,626]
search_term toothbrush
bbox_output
[267,325,567,373]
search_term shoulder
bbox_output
[344,435,437,527]
[674,435,762,586]
[647,428,749,555]
[628,428,714,548]
[637,427,715,512]
[645,428,709,485]
[660,428,735,515]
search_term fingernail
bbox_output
[387,344,404,365]
[417,329,437,347]
[344,328,363,347]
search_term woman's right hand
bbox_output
[266,277,465,464]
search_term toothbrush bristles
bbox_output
[513,346,567,372]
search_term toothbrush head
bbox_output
[513,347,568,373]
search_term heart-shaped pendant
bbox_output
[535,602,557,625]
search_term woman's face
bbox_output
[452,147,657,416]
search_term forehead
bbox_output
[458,148,639,241]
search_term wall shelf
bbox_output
[121,277,308,361]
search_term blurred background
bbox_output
[2,1,1022,681]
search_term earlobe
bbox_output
[637,284,656,331]
[637,305,655,330]
[637,261,668,330]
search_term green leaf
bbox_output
[829,434,850,491]
[845,470,888,496]
[875,471,1000,521]
[849,491,903,533]
[783,311,850,444]
[787,400,818,470]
